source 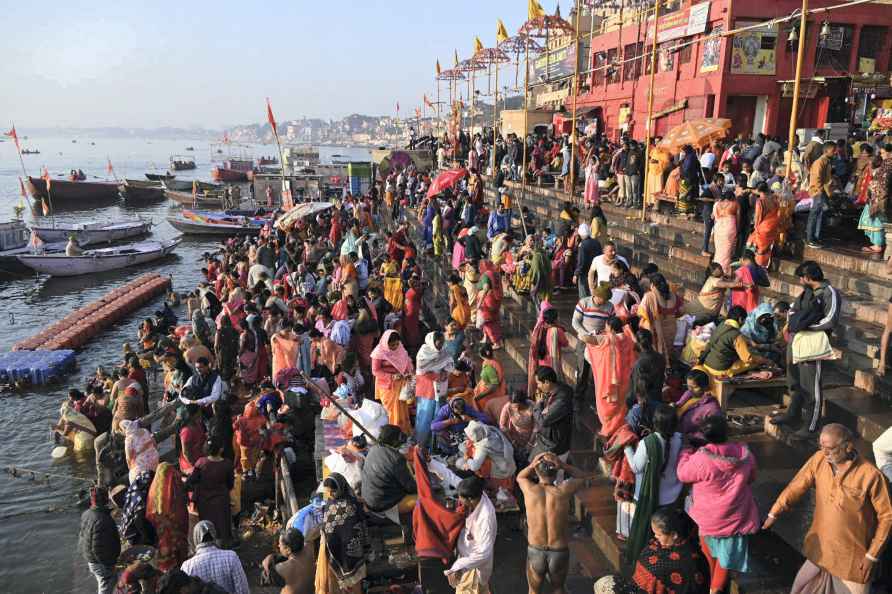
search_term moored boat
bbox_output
[30,218,151,246]
[163,188,226,209]
[211,159,253,182]
[166,209,267,235]
[161,179,220,192]
[145,172,175,182]
[119,179,165,204]
[169,155,196,171]
[16,238,181,277]
[26,176,120,206]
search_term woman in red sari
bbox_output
[402,276,423,353]
[527,303,569,396]
[146,462,188,571]
[476,259,504,349]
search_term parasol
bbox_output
[274,201,334,230]
[426,168,467,198]
[657,118,733,152]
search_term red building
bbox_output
[569,0,892,142]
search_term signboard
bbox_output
[535,87,570,108]
[731,21,777,75]
[533,40,588,83]
[700,24,723,73]
[646,1,711,43]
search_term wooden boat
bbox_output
[145,172,175,182]
[30,218,151,246]
[161,179,220,192]
[16,238,180,277]
[166,210,267,235]
[169,155,196,171]
[26,176,120,206]
[119,179,165,204]
[211,159,253,182]
[163,188,226,209]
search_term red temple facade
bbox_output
[567,0,892,142]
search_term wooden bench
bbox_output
[715,375,789,409]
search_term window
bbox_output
[607,48,620,84]
[624,42,644,81]
[859,25,886,61]
[659,41,675,72]
[816,23,854,70]
[678,41,693,64]
[593,51,607,87]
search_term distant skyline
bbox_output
[1,0,561,129]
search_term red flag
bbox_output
[42,166,51,192]
[4,125,20,152]
[415,107,421,119]
[266,98,278,136]
[424,94,434,109]
[106,158,115,176]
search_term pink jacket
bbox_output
[676,442,761,537]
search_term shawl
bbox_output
[119,470,154,543]
[191,310,214,348]
[145,462,188,571]
[412,447,466,560]
[122,420,159,483]
[528,247,550,295]
[370,329,413,375]
[625,433,664,569]
[632,538,710,594]
[416,332,455,375]
[322,473,369,580]
[741,302,775,344]
[604,425,638,503]
[462,421,516,478]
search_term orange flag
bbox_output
[436,60,442,76]
[4,124,20,151]
[266,98,278,137]
[424,94,434,108]
[106,157,115,176]
[415,107,421,118]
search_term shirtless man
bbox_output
[518,451,593,594]
[262,528,314,594]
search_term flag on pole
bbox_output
[41,167,51,215]
[415,107,421,119]
[106,157,115,176]
[396,101,400,114]
[191,179,198,208]
[474,37,484,54]
[4,124,21,152]
[424,94,434,109]
[266,97,278,137]
[436,60,441,76]
[497,19,510,44]
[454,50,460,67]
[528,0,545,19]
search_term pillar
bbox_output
[765,93,781,136]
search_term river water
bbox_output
[0,137,370,592]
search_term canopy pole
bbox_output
[785,0,809,180]
[569,2,583,203]
[640,0,661,222]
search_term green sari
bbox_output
[624,433,664,570]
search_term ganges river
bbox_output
[0,137,370,592]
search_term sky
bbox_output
[0,0,562,129]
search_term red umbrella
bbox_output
[426,167,467,198]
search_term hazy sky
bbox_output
[1,0,560,129]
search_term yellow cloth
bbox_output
[383,277,404,311]
[456,568,491,594]
[792,330,833,364]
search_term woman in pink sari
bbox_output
[583,149,600,207]
[586,317,637,440]
[476,259,504,349]
[527,303,569,396]
[711,191,739,275]
[371,330,414,434]
[730,250,768,313]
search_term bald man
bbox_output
[764,424,892,594]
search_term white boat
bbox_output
[16,238,181,277]
[166,210,267,235]
[31,218,152,246]
[0,221,64,274]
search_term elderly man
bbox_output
[182,521,249,594]
[764,424,892,594]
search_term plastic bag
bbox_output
[399,376,416,402]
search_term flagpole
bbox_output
[519,34,531,238]
[267,99,289,209]
[569,2,582,202]
[9,125,33,211]
[493,54,500,174]
[641,0,661,221]
[437,80,442,141]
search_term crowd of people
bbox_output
[55,127,892,594]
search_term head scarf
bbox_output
[121,419,159,483]
[416,332,455,375]
[191,309,213,347]
[741,302,776,344]
[577,223,591,239]
[193,520,218,547]
[370,329,413,375]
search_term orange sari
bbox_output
[146,462,188,571]
[585,326,637,440]
[746,195,781,267]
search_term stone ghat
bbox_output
[12,273,171,351]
